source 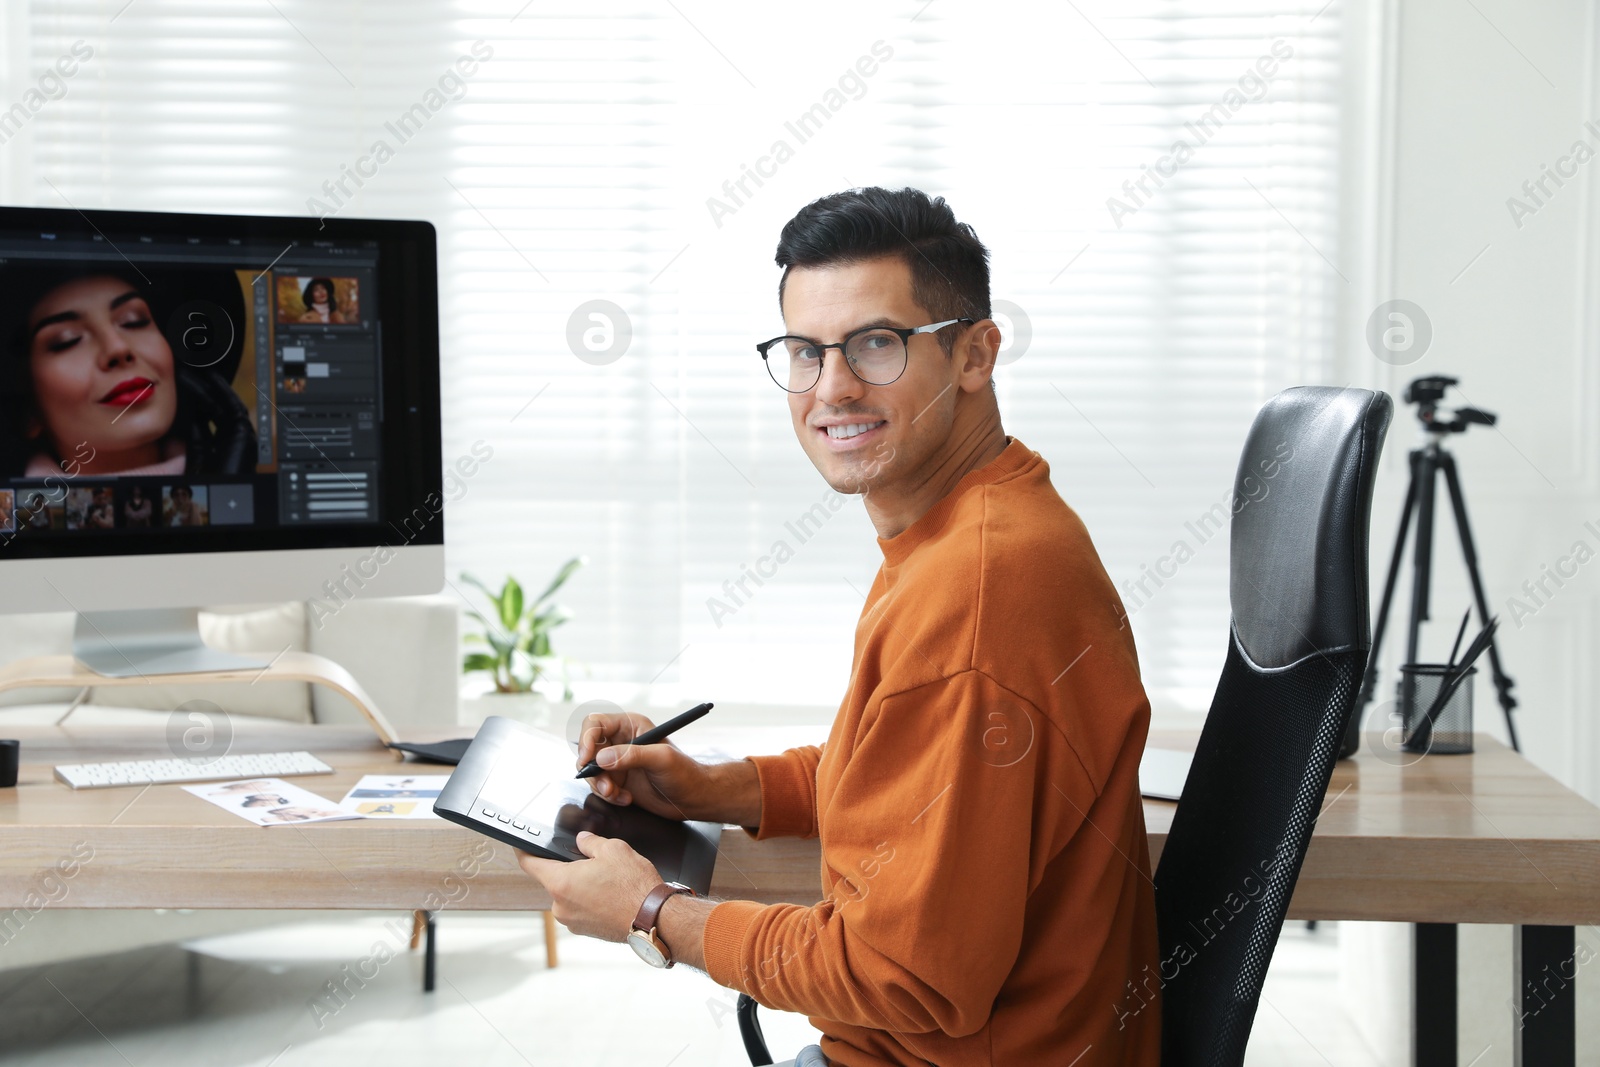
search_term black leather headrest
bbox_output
[1230,386,1393,670]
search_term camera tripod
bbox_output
[1354,377,1519,751]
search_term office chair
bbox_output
[735,386,1393,1067]
[1153,385,1391,1065]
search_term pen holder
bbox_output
[1399,663,1475,754]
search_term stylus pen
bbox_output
[574,702,713,779]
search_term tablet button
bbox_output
[512,819,526,829]
[496,813,510,823]
[482,808,497,819]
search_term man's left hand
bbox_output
[517,832,663,942]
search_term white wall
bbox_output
[1338,0,1600,1063]
[1367,0,1598,798]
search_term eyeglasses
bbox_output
[756,318,973,393]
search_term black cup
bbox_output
[0,740,18,788]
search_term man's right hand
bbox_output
[576,711,760,828]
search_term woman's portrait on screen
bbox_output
[0,267,259,479]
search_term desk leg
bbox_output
[1413,922,1456,1067]
[422,912,437,994]
[1514,924,1574,1067]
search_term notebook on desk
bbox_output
[433,716,722,895]
[1139,746,1194,802]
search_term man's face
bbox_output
[782,256,967,496]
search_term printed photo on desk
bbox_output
[338,774,448,819]
[184,777,358,826]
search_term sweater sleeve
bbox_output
[743,745,823,840]
[703,671,1059,1038]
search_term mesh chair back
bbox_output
[1153,386,1392,1066]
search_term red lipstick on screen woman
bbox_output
[99,377,155,407]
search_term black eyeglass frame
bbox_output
[755,317,975,393]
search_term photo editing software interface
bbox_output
[0,226,383,540]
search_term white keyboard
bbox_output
[54,750,334,790]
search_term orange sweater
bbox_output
[703,439,1161,1066]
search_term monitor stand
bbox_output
[0,616,401,746]
[73,608,271,677]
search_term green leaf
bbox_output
[463,608,489,627]
[460,574,514,641]
[529,556,585,609]
[461,652,498,674]
[459,572,498,603]
[531,604,573,631]
[500,577,524,632]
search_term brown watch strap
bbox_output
[632,881,695,936]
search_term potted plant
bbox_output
[459,556,585,729]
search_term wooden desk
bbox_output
[1153,730,1600,1067]
[0,723,828,912]
[2,724,1596,1066]
[1145,730,1600,1067]
[1143,730,1600,927]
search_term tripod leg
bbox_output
[1438,455,1520,751]
[1407,448,1439,668]
[1396,449,1441,729]
[1359,450,1422,713]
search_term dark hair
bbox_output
[0,266,256,477]
[774,187,990,353]
[302,277,336,309]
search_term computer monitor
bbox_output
[0,205,444,676]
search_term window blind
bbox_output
[7,0,1342,714]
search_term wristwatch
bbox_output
[627,881,696,968]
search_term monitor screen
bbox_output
[0,206,442,568]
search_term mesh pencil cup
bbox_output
[1399,663,1475,754]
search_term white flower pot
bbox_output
[458,693,579,739]
[459,692,549,730]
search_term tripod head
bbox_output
[1404,375,1496,435]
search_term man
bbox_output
[519,187,1160,1065]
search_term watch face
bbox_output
[628,930,667,968]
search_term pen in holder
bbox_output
[1399,663,1476,754]
[1399,613,1497,756]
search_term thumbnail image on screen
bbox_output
[65,485,116,530]
[162,483,209,527]
[275,275,360,326]
[121,484,155,527]
[0,264,261,480]
[14,489,62,530]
